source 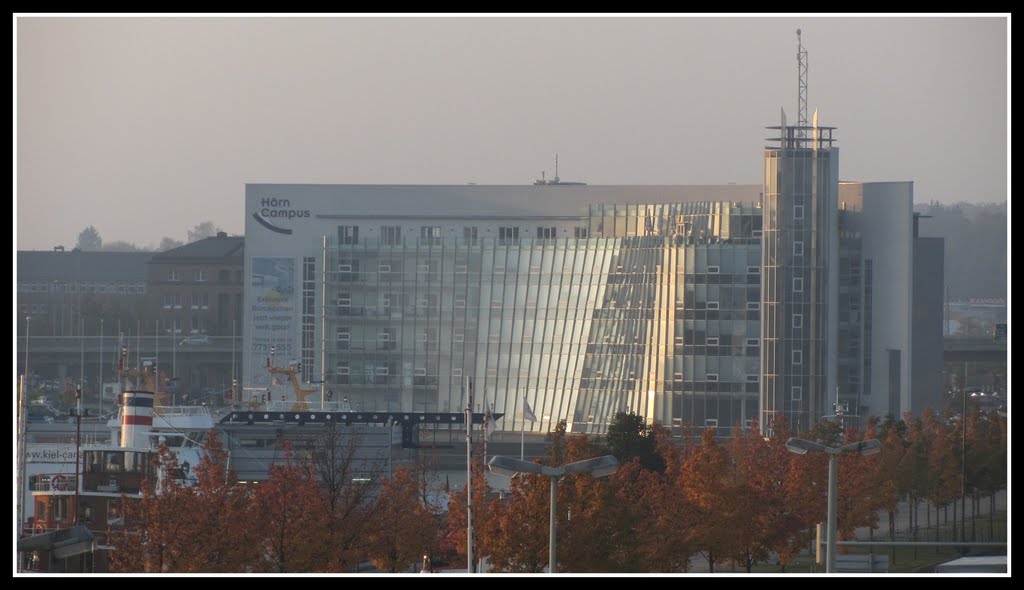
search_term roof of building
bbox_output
[246,184,764,218]
[16,251,152,282]
[150,234,244,261]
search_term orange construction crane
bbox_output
[267,361,317,412]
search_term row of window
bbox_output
[161,293,210,309]
[18,282,145,294]
[161,317,207,333]
[165,269,239,282]
[337,224,591,246]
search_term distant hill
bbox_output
[915,201,1007,300]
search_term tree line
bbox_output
[72,221,224,253]
[109,406,1006,573]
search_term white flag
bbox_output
[523,398,537,422]
[484,403,496,441]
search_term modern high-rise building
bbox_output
[241,163,943,436]
[760,116,839,433]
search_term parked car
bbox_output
[179,334,211,346]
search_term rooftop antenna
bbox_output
[554,154,560,184]
[797,29,808,138]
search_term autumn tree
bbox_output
[300,423,382,570]
[681,427,735,572]
[834,425,884,544]
[174,431,256,572]
[485,466,554,572]
[250,441,332,572]
[870,414,908,556]
[444,428,497,570]
[107,445,200,572]
[726,420,800,572]
[366,466,440,572]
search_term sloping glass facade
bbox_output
[319,202,762,435]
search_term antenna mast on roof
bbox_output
[797,29,808,138]
[554,154,560,184]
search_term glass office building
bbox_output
[318,202,762,435]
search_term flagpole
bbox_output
[465,375,473,573]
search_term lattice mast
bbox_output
[797,29,808,137]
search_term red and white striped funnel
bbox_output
[120,390,154,448]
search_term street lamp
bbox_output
[960,389,985,544]
[785,437,881,573]
[487,454,619,573]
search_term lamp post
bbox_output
[960,389,985,544]
[487,454,620,573]
[98,318,104,417]
[785,437,881,573]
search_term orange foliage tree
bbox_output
[366,466,440,572]
[249,441,332,572]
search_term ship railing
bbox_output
[154,405,212,418]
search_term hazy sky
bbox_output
[15,15,1008,251]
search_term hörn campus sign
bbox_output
[252,197,311,235]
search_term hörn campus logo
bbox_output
[252,197,311,235]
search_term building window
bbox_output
[574,226,589,239]
[792,349,803,365]
[168,269,180,282]
[378,264,391,273]
[191,316,203,333]
[375,367,389,376]
[337,260,358,281]
[793,314,803,328]
[794,241,804,256]
[337,294,351,310]
[454,331,465,343]
[706,301,720,310]
[336,364,350,376]
[455,264,468,274]
[463,226,478,245]
[707,265,720,274]
[746,302,760,310]
[162,294,173,309]
[380,225,402,246]
[454,297,466,308]
[452,368,463,377]
[793,277,803,292]
[336,328,350,346]
[674,336,684,346]
[792,386,803,401]
[752,229,763,238]
[747,265,760,274]
[337,225,359,245]
[194,269,207,282]
[421,226,442,246]
[706,337,719,346]
[498,226,520,245]
[706,373,719,382]
[705,419,719,429]
[745,338,760,347]
[746,374,760,383]
[794,204,804,220]
[537,226,557,239]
